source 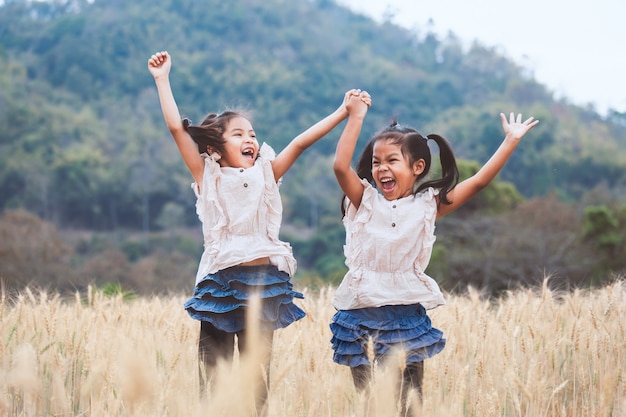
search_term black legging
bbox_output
[198,321,274,410]
[351,361,424,416]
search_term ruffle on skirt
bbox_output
[184,264,305,333]
[330,304,445,367]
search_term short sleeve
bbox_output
[191,153,227,238]
[258,142,276,160]
[414,187,439,271]
[344,179,376,223]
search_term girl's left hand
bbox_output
[501,112,539,140]
[341,89,361,111]
[359,91,372,108]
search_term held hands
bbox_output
[344,89,371,118]
[500,112,539,141]
[147,51,171,79]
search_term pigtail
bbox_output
[415,134,459,205]
[355,140,375,185]
[180,118,202,154]
[181,112,234,156]
[340,195,349,217]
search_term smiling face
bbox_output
[372,138,425,200]
[217,116,259,168]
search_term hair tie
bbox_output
[390,121,403,131]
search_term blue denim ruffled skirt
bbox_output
[184,264,305,333]
[330,304,445,367]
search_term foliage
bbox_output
[1,0,626,293]
[2,0,625,230]
[99,282,137,300]
[0,210,73,291]
[582,205,626,280]
[429,194,594,294]
[451,159,524,216]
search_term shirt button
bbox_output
[239,168,244,173]
[392,205,396,209]
[243,183,248,188]
[391,222,396,227]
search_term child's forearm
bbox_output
[333,114,364,174]
[472,134,520,189]
[291,105,349,151]
[472,112,537,189]
[152,74,204,180]
[271,105,349,181]
[153,76,184,134]
[333,113,366,208]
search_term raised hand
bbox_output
[148,51,171,79]
[359,90,371,108]
[500,112,539,141]
[345,89,371,119]
[340,89,361,113]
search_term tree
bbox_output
[0,210,73,292]
[582,205,626,281]
[431,195,590,294]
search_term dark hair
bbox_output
[344,120,459,214]
[182,110,249,155]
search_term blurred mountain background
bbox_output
[1,0,626,296]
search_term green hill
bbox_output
[1,0,625,293]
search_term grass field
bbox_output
[1,279,624,416]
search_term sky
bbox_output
[337,0,626,116]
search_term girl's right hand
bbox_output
[148,51,171,79]
[359,90,371,108]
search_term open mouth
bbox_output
[242,148,255,161]
[380,177,395,192]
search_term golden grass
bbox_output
[1,279,625,417]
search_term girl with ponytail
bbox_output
[148,50,365,413]
[331,90,539,414]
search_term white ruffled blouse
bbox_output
[192,143,296,285]
[333,180,446,311]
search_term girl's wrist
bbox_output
[153,74,170,83]
[348,113,366,122]
[503,133,521,143]
[336,106,349,118]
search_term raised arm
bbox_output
[333,91,371,210]
[148,51,204,185]
[436,112,539,219]
[271,89,361,181]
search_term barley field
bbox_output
[1,279,624,417]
